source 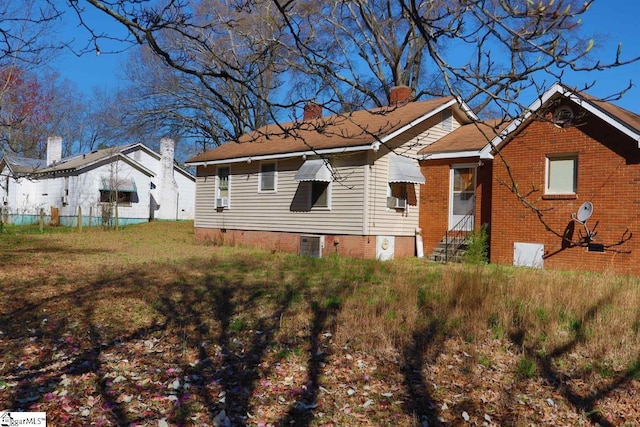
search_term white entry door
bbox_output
[449,165,476,231]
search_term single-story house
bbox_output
[0,137,196,226]
[187,80,640,274]
[482,82,640,274]
[186,86,475,259]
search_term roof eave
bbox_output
[186,143,379,166]
[188,97,476,166]
[420,150,492,161]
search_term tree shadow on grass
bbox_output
[278,298,340,426]
[400,321,443,426]
[0,234,109,267]
[0,251,351,426]
[508,293,640,427]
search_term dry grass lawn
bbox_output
[1,221,639,426]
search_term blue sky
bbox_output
[53,1,640,112]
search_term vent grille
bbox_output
[299,235,323,257]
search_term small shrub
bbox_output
[464,225,489,265]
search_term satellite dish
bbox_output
[576,201,593,222]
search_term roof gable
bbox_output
[187,97,476,165]
[121,143,196,182]
[480,83,640,158]
[1,155,45,176]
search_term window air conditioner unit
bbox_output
[216,197,228,208]
[387,196,407,209]
[299,235,323,257]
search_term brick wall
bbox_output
[419,158,493,254]
[194,227,416,259]
[491,110,639,274]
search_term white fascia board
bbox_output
[420,150,491,160]
[454,96,480,121]
[480,83,566,157]
[482,82,640,156]
[124,143,159,160]
[378,99,459,145]
[186,144,377,166]
[77,153,156,177]
[123,144,195,180]
[559,87,640,146]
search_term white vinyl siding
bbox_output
[546,156,577,194]
[365,153,420,236]
[194,157,365,235]
[193,108,460,236]
[441,109,453,131]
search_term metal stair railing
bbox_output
[445,208,474,263]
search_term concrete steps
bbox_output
[426,237,468,263]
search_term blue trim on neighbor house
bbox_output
[3,214,148,227]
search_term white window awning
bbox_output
[294,159,333,182]
[388,154,425,184]
[100,176,137,193]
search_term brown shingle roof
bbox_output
[419,119,508,155]
[187,97,458,163]
[587,96,640,134]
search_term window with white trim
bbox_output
[546,155,577,194]
[309,181,330,209]
[259,162,277,192]
[216,166,230,208]
[387,183,409,209]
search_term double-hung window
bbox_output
[546,155,577,195]
[259,162,277,192]
[216,166,230,208]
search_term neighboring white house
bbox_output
[186,86,475,259]
[0,155,45,222]
[0,137,195,226]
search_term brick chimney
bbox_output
[46,135,62,166]
[156,137,179,220]
[389,86,412,106]
[303,102,322,120]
